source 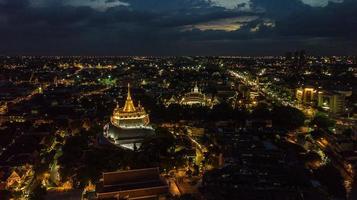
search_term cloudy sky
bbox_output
[0,0,356,55]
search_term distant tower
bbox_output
[37,85,43,94]
[54,76,58,87]
[193,82,200,93]
[29,72,34,83]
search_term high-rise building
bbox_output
[296,87,317,105]
[318,91,346,114]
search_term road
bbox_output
[229,70,296,107]
[229,68,357,199]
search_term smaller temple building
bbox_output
[165,83,218,107]
[96,168,168,200]
[180,83,208,106]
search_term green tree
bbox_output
[314,163,346,198]
[251,103,271,119]
[58,134,88,179]
[0,190,12,200]
[310,112,335,130]
[210,102,234,121]
[169,194,197,200]
[29,184,47,200]
[310,129,325,140]
[271,105,306,130]
[139,127,179,169]
[140,127,175,157]
[342,128,354,138]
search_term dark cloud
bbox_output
[276,0,357,38]
[122,0,212,12]
[0,0,356,55]
[250,0,311,18]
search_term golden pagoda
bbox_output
[110,83,150,128]
[104,84,154,150]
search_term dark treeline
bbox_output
[150,102,305,132]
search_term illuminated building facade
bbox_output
[103,84,154,150]
[180,83,209,106]
[164,83,218,107]
[0,102,8,115]
[318,91,346,114]
[296,87,346,114]
[296,87,317,105]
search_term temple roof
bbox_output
[193,82,200,93]
[96,168,168,198]
[123,83,136,113]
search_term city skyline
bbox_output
[0,55,356,200]
[0,1,356,200]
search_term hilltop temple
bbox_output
[103,84,154,150]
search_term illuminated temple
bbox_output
[180,83,211,106]
[103,84,154,150]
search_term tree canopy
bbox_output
[310,112,335,130]
[271,105,306,130]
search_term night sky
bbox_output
[0,0,356,56]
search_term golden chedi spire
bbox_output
[194,82,199,93]
[123,83,136,112]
